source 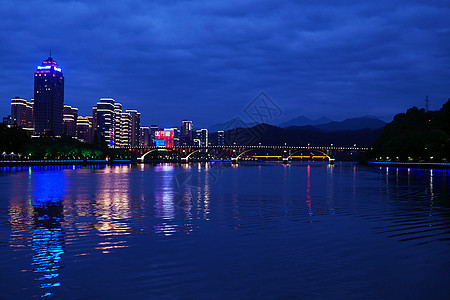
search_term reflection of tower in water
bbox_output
[31,170,67,298]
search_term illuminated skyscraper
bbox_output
[93,98,115,147]
[33,55,64,135]
[10,97,33,128]
[181,120,193,146]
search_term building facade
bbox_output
[140,127,150,147]
[181,120,193,146]
[196,129,208,147]
[76,116,93,143]
[119,112,131,147]
[150,125,159,145]
[10,97,33,128]
[217,131,225,146]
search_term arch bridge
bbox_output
[127,145,370,164]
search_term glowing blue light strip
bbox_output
[368,161,450,166]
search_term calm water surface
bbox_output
[0,163,449,299]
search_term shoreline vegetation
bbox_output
[0,124,133,162]
[359,98,450,167]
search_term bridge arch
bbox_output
[138,148,178,162]
[185,149,203,160]
[235,148,279,160]
[287,149,331,161]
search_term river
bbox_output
[0,162,449,299]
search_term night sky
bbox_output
[1,0,449,128]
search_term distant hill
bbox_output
[209,123,383,147]
[279,116,332,128]
[313,117,385,132]
[208,118,259,133]
[209,116,385,134]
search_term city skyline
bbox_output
[1,1,450,128]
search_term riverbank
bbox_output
[367,161,450,169]
[0,159,132,166]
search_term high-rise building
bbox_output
[196,129,208,147]
[140,127,150,147]
[126,109,140,147]
[181,120,193,146]
[76,116,93,143]
[113,103,126,147]
[93,98,115,147]
[63,105,78,137]
[33,55,64,135]
[10,97,33,128]
[217,131,225,146]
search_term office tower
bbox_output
[181,120,193,146]
[63,105,78,137]
[93,98,115,147]
[196,129,208,147]
[126,109,140,147]
[217,131,225,146]
[140,127,150,147]
[33,55,64,135]
[150,125,159,144]
[76,116,92,143]
[193,138,201,146]
[10,97,33,128]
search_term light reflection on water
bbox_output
[1,163,450,298]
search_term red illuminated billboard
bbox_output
[155,130,174,147]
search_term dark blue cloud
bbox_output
[1,0,449,128]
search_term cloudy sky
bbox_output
[1,0,449,128]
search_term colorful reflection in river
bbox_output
[154,164,178,235]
